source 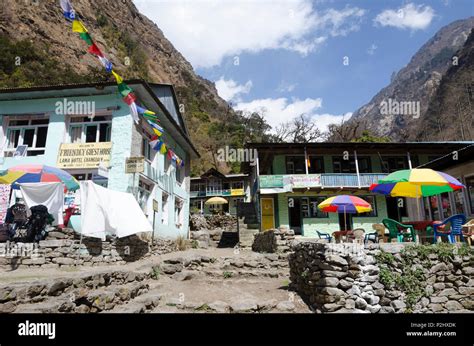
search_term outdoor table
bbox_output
[402,221,438,243]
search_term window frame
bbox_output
[4,116,50,156]
[67,115,112,144]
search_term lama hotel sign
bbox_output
[57,142,112,169]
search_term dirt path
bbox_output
[0,247,312,313]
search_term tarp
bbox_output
[80,181,152,240]
[19,182,64,225]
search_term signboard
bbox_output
[125,156,145,174]
[153,199,159,212]
[57,142,112,169]
[290,174,321,188]
[260,175,285,188]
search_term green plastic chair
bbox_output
[382,218,416,242]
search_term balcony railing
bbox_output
[321,173,387,188]
[259,173,388,190]
[190,188,245,198]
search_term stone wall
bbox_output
[189,214,238,247]
[252,228,296,253]
[0,233,176,270]
[289,241,473,313]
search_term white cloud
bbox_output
[367,43,377,55]
[374,3,435,31]
[277,81,297,93]
[215,77,252,102]
[134,0,366,68]
[234,97,351,133]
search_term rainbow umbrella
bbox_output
[369,168,465,220]
[369,169,464,198]
[0,164,79,191]
[318,195,372,231]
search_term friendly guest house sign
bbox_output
[57,142,112,169]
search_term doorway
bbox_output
[260,198,275,231]
[386,197,406,222]
[288,197,302,235]
[338,213,353,231]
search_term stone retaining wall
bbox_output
[289,241,474,313]
[0,235,176,270]
[252,228,295,253]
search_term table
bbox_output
[333,230,354,243]
[402,221,440,243]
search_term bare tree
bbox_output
[272,114,323,143]
[325,116,365,142]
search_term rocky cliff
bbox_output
[351,17,474,140]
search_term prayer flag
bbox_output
[88,43,104,57]
[98,56,113,72]
[160,143,167,155]
[72,20,88,33]
[123,92,136,106]
[111,70,123,84]
[118,82,133,97]
[79,32,93,46]
[129,102,139,124]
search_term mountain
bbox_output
[0,0,249,175]
[351,17,474,141]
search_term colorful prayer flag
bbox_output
[72,20,88,33]
[111,70,123,84]
[98,56,113,72]
[88,43,104,57]
[123,92,137,106]
[118,82,133,97]
[160,143,167,155]
[129,102,139,124]
[79,32,93,46]
[60,0,75,20]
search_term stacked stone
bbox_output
[0,236,176,270]
[252,228,296,254]
[289,241,473,313]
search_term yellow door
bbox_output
[261,198,275,231]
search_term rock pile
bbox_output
[189,214,238,248]
[289,241,473,313]
[252,228,295,253]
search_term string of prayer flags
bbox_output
[61,0,184,168]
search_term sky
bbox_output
[133,0,474,132]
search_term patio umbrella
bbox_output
[205,196,228,205]
[369,168,465,219]
[0,164,79,191]
[317,195,372,231]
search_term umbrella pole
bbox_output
[344,205,347,232]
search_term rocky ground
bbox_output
[0,248,311,314]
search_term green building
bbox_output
[190,168,250,215]
[244,142,474,237]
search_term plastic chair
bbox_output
[433,214,467,244]
[316,231,332,243]
[365,224,385,244]
[382,218,416,242]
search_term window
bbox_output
[141,138,154,161]
[440,192,452,218]
[309,197,329,218]
[332,156,371,173]
[357,196,377,217]
[162,193,169,225]
[175,198,184,228]
[308,157,325,174]
[231,181,244,189]
[4,116,49,156]
[286,156,306,174]
[453,189,465,215]
[68,115,111,143]
[207,178,222,194]
[382,156,409,173]
[427,196,441,220]
[175,163,184,184]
